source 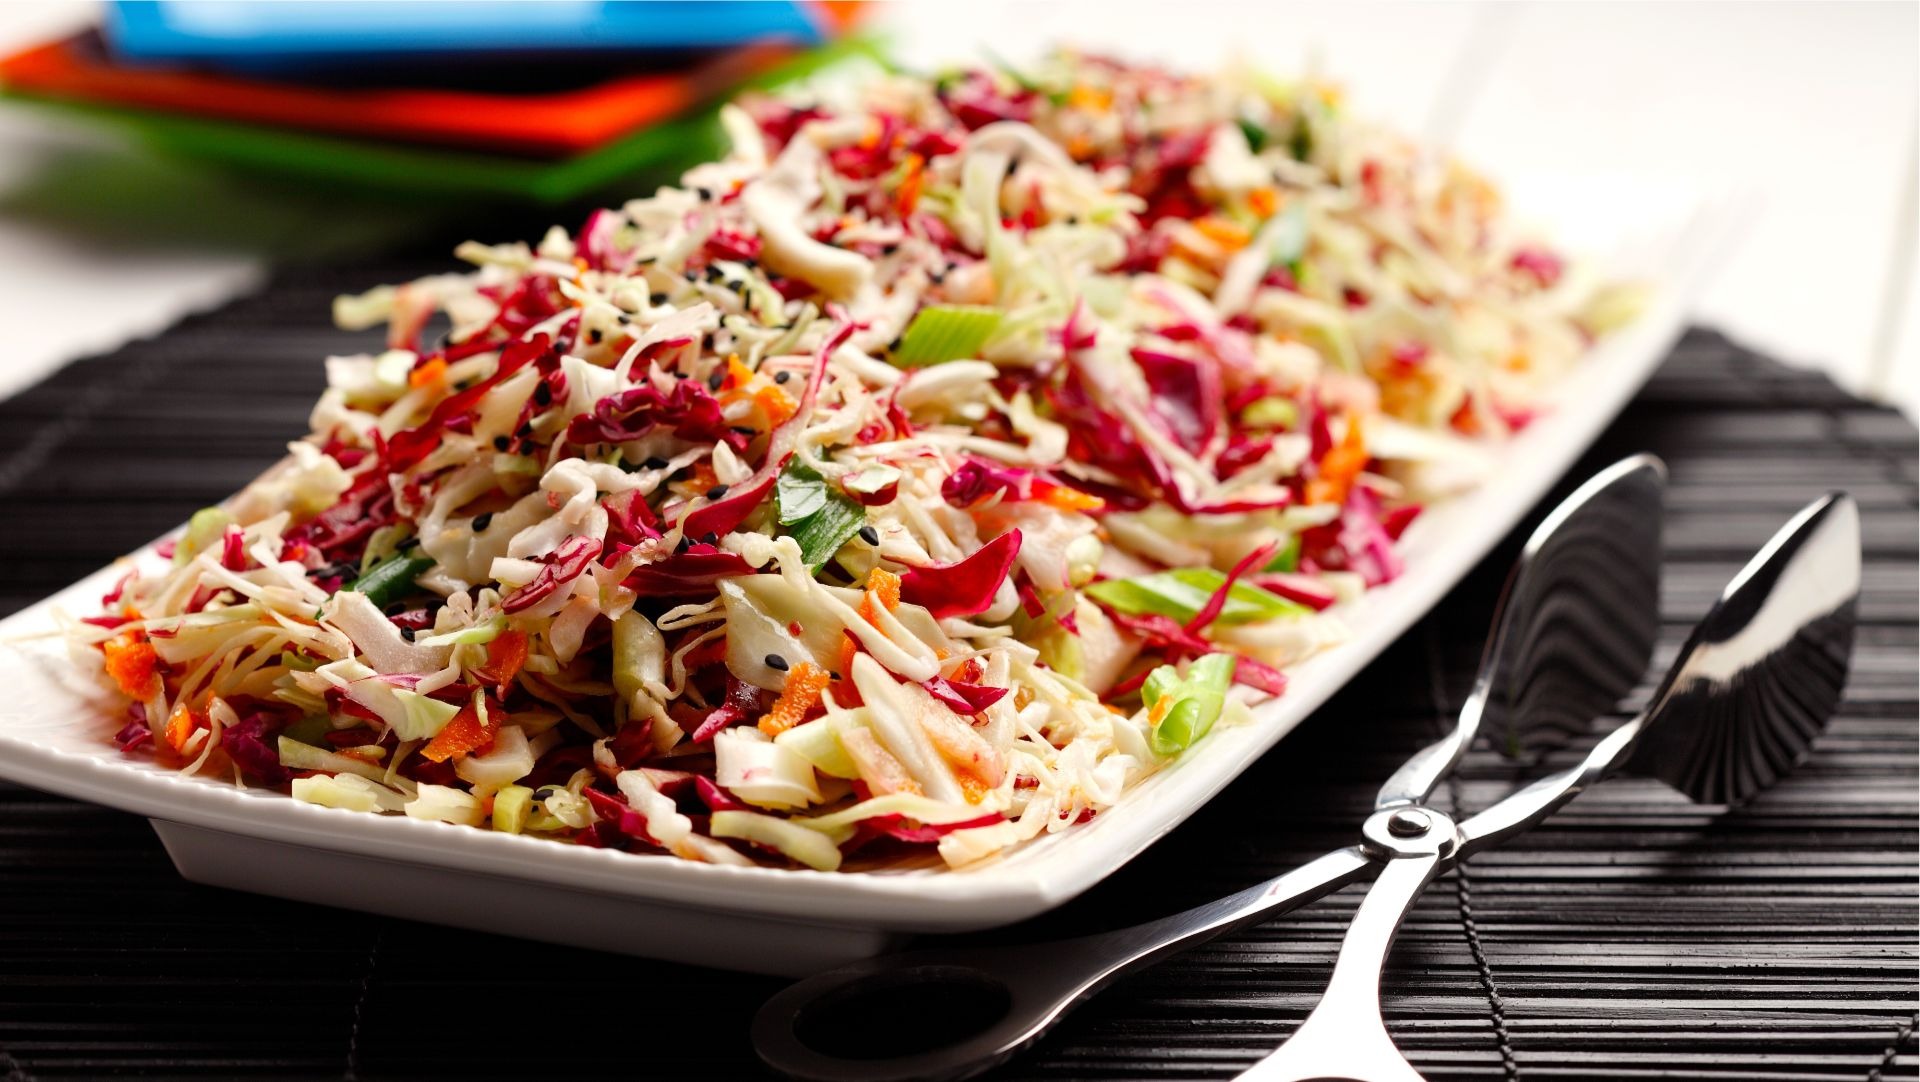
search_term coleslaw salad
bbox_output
[65,52,1639,873]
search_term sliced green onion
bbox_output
[1142,653,1237,756]
[492,785,533,834]
[175,506,233,566]
[280,715,333,748]
[413,617,505,648]
[347,553,434,609]
[776,459,866,568]
[892,305,1004,367]
[1084,567,1308,626]
[357,524,414,574]
[1241,396,1299,431]
[1263,536,1302,574]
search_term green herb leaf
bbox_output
[1084,567,1308,626]
[1289,117,1313,163]
[776,460,867,568]
[892,305,1004,367]
[1236,116,1269,153]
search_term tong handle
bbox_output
[1237,808,1462,1082]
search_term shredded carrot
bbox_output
[866,567,901,612]
[753,383,797,427]
[1038,484,1106,513]
[837,632,860,679]
[685,461,721,496]
[568,257,592,305]
[408,357,448,389]
[163,703,200,753]
[1194,216,1251,252]
[470,630,528,689]
[103,635,161,700]
[722,353,755,393]
[421,701,494,762]
[895,152,926,215]
[1066,83,1112,111]
[1248,186,1280,218]
[758,662,830,737]
[1450,398,1483,437]
[1306,413,1369,506]
[1065,133,1095,161]
[958,772,991,804]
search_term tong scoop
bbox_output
[1238,490,1860,1081]
[754,456,1668,1082]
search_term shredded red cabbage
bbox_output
[898,529,1023,619]
[922,677,1010,715]
[502,534,604,614]
[622,545,754,597]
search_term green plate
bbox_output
[0,37,882,204]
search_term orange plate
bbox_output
[0,33,800,158]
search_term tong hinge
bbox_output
[1359,807,1462,861]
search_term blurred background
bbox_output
[0,1,1912,416]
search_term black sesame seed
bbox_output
[929,269,947,285]
[399,627,416,642]
[764,653,789,672]
[695,186,714,201]
[492,435,510,451]
[880,243,899,255]
[704,484,730,500]
[472,513,493,532]
[886,336,904,352]
[533,383,553,406]
[858,525,880,545]
[773,370,791,384]
[643,456,670,470]
[706,370,726,392]
[730,426,757,438]
[587,329,603,344]
[675,536,691,553]
[701,532,719,546]
[650,292,668,305]
[517,423,534,437]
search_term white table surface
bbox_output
[0,1,1913,417]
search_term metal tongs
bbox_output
[755,458,1862,1082]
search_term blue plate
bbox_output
[105,1,832,72]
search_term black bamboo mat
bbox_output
[0,262,1913,1081]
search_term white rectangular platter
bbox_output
[0,175,1738,976]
